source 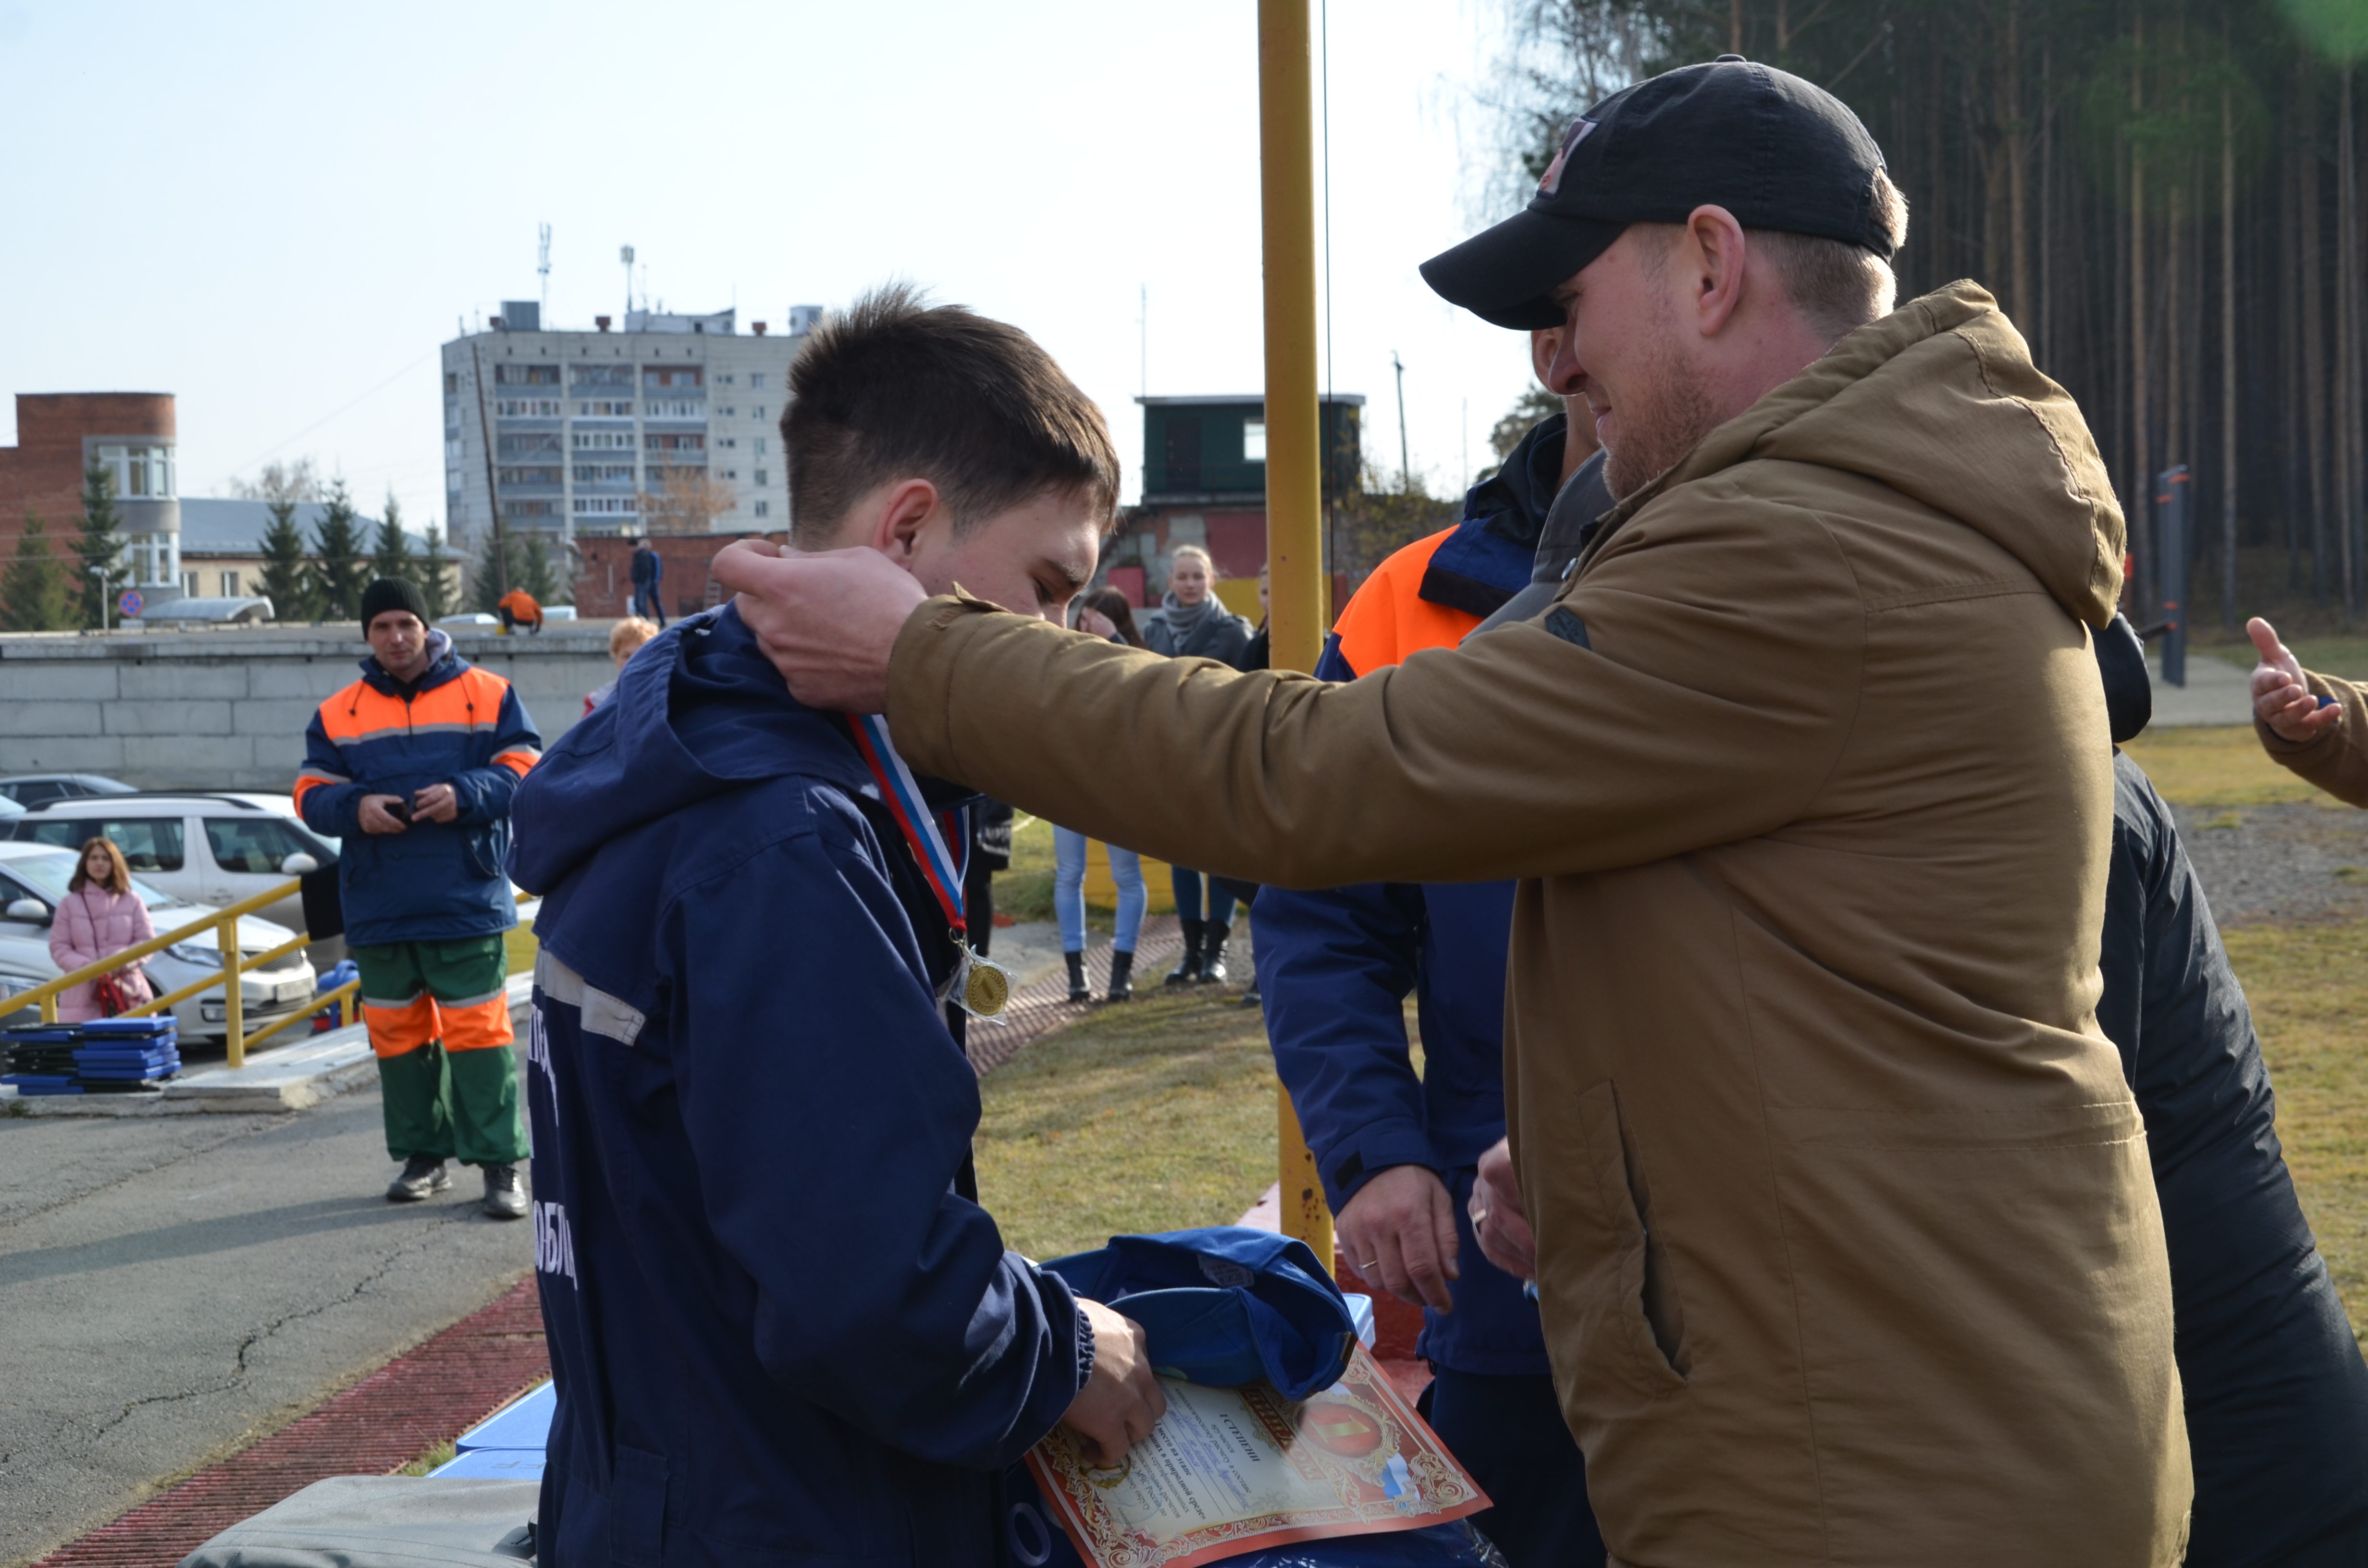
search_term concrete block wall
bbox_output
[0,625,618,789]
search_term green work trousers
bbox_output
[353,936,529,1167]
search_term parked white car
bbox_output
[0,842,317,1048]
[9,793,344,968]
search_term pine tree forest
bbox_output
[1492,0,2368,632]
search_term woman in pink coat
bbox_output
[49,837,157,1021]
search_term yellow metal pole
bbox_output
[222,914,244,1069]
[1258,0,1335,1277]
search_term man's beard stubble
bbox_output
[1600,327,1723,503]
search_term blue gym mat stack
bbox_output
[4,1021,86,1096]
[74,1015,182,1092]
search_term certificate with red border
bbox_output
[1024,1344,1490,1568]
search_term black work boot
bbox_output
[482,1162,529,1220]
[1104,950,1135,1003]
[1065,951,1091,1003]
[386,1154,450,1203]
[1199,921,1232,985]
[1165,919,1205,985]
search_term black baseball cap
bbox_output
[1421,56,1893,330]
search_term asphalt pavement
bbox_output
[0,1082,533,1568]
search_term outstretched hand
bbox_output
[709,539,926,713]
[1469,1138,1536,1284]
[2249,616,2341,744]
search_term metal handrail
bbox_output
[240,977,360,1054]
[14,877,534,1073]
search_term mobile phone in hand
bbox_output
[385,797,411,823]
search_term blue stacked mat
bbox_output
[4,1023,84,1094]
[75,1016,181,1091]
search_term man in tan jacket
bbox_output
[715,59,2187,1568]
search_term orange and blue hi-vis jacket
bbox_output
[295,628,542,947]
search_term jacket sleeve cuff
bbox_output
[2257,670,2368,808]
[887,591,1014,780]
[1320,1120,1442,1213]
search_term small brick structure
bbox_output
[0,392,176,557]
[572,532,786,621]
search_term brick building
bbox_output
[0,392,183,602]
[570,531,789,621]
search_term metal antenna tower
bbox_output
[1391,351,1411,491]
[619,245,635,320]
[538,223,552,314]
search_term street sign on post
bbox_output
[117,588,144,621]
[2156,466,2190,689]
[1258,0,1333,1277]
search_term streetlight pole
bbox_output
[88,566,110,633]
[1258,0,1334,1275]
[1392,351,1411,491]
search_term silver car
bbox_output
[0,842,317,1050]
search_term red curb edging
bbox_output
[29,1278,550,1568]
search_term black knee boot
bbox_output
[1104,950,1135,1003]
[1065,951,1090,1003]
[1198,921,1231,984]
[1165,919,1205,985]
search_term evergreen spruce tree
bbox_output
[418,522,456,620]
[2,512,75,631]
[73,458,126,629]
[469,532,512,614]
[370,494,415,587]
[518,533,562,605]
[258,497,315,621]
[308,478,370,622]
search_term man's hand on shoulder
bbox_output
[2250,616,2342,744]
[1061,1298,1167,1466]
[358,794,409,835]
[1338,1163,1460,1313]
[710,540,926,714]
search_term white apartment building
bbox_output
[441,301,821,557]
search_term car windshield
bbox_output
[4,850,175,910]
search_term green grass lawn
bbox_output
[2120,725,2333,809]
[2208,636,2368,683]
[973,987,1281,1261]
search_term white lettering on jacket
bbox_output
[535,1199,578,1284]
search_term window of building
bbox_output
[570,363,632,389]
[572,497,638,515]
[644,399,704,420]
[573,400,633,417]
[495,398,562,418]
[755,438,767,455]
[754,500,769,518]
[497,433,564,458]
[497,466,564,487]
[1243,420,1268,462]
[641,366,704,390]
[446,439,465,460]
[722,469,738,481]
[721,374,736,385]
[445,372,460,394]
[749,372,767,389]
[644,432,706,452]
[182,570,199,597]
[219,570,240,596]
[93,443,174,500]
[503,499,559,520]
[720,437,736,449]
[572,430,636,450]
[573,463,636,483]
[496,364,560,385]
[754,470,768,486]
[719,406,736,417]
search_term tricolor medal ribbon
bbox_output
[847,712,1010,1023]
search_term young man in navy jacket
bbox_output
[508,287,1162,1568]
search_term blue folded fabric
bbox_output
[80,1017,177,1037]
[1041,1226,1356,1401]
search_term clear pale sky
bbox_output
[0,0,1555,520]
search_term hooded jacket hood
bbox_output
[1607,281,2125,626]
[509,606,872,898]
[359,627,460,697]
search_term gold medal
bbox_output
[964,956,1011,1018]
